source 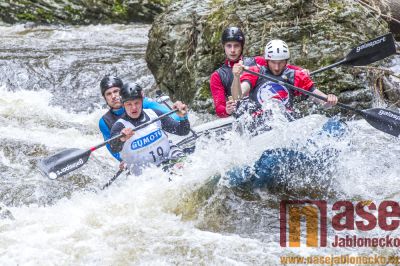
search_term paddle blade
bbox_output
[361,108,400,137]
[344,33,396,66]
[38,148,91,179]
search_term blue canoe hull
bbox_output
[224,118,347,189]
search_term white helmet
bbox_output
[264,40,290,60]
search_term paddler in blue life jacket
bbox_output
[109,82,190,175]
[99,75,182,164]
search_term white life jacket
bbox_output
[118,109,171,174]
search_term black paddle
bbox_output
[38,109,179,179]
[101,169,125,190]
[311,33,397,75]
[243,68,400,137]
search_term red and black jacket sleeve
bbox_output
[210,71,230,118]
[293,70,315,96]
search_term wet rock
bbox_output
[0,0,170,25]
[146,0,397,115]
[0,204,14,220]
[383,75,400,105]
[339,88,374,104]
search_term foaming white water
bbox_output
[0,86,102,150]
[0,24,154,112]
[1,85,400,264]
[1,108,398,264]
[335,119,400,199]
[0,24,399,264]
[0,24,149,50]
[0,161,279,265]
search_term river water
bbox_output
[0,24,399,265]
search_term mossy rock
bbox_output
[147,0,395,115]
[0,0,170,25]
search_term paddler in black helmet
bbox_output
[209,26,307,118]
[109,82,190,174]
[99,74,183,163]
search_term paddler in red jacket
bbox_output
[209,27,305,118]
[231,39,338,115]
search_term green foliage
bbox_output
[112,0,128,17]
[64,5,81,16]
[329,1,345,10]
[36,8,54,22]
[16,12,37,21]
[197,83,212,101]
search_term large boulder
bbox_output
[146,0,397,114]
[361,0,400,38]
[0,0,169,25]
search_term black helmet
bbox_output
[120,82,143,103]
[100,75,123,96]
[221,26,245,47]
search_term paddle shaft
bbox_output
[90,109,179,152]
[242,68,363,115]
[310,59,346,75]
[101,169,124,190]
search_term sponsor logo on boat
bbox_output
[356,36,386,53]
[257,81,289,105]
[55,158,84,177]
[280,200,400,248]
[378,110,400,121]
[131,129,162,150]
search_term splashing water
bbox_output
[0,24,399,264]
